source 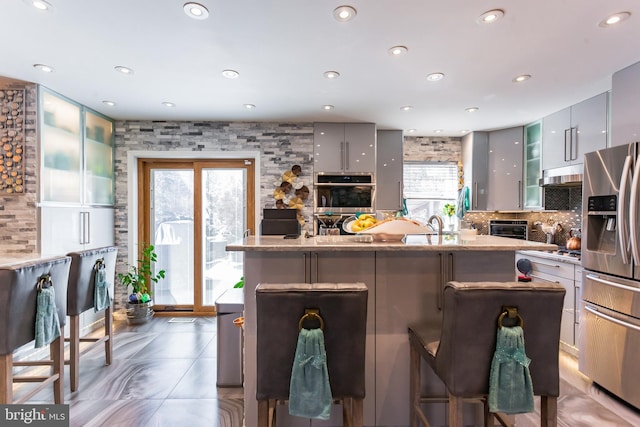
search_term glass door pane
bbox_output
[202,168,246,306]
[84,110,114,205]
[151,169,194,307]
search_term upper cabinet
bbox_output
[611,61,640,147]
[461,131,488,210]
[487,126,524,211]
[376,130,403,211]
[314,123,376,173]
[40,87,114,206]
[523,122,542,209]
[542,92,608,170]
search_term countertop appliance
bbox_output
[313,173,375,215]
[488,219,528,240]
[580,143,640,409]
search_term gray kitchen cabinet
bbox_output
[313,122,376,173]
[376,129,403,211]
[487,126,524,211]
[542,92,608,169]
[461,131,488,210]
[611,60,640,147]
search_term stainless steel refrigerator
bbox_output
[581,143,640,409]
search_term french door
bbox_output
[138,158,255,314]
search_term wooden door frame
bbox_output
[137,157,255,315]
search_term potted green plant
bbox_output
[118,243,166,324]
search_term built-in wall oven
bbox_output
[489,219,529,240]
[313,173,375,215]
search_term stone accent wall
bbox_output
[113,120,313,306]
[403,136,462,163]
[0,79,38,256]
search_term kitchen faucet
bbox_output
[427,214,444,234]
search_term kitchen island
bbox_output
[227,235,555,427]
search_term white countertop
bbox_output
[517,249,582,265]
[226,234,557,252]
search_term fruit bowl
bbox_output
[357,218,432,237]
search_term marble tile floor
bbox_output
[11,317,640,427]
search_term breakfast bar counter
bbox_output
[227,235,555,426]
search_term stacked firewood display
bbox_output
[0,89,25,194]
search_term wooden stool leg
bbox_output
[1,353,13,404]
[352,398,363,427]
[257,399,269,427]
[70,314,80,392]
[105,305,113,365]
[51,336,64,403]
[483,399,494,427]
[410,343,421,427]
[540,396,558,427]
[448,394,464,427]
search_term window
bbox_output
[403,162,458,223]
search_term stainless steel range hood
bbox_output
[539,164,583,187]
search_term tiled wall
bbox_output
[404,136,461,162]
[0,79,38,256]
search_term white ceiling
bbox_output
[2,0,640,136]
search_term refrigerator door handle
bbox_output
[586,273,640,294]
[630,154,640,264]
[618,155,632,265]
[584,305,640,332]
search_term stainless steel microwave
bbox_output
[313,173,375,214]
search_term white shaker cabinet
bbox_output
[611,61,640,147]
[313,122,376,173]
[40,206,115,256]
[487,126,524,211]
[376,129,404,211]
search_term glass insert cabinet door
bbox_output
[40,89,82,203]
[524,121,542,209]
[84,110,114,205]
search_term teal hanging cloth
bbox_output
[94,262,111,312]
[289,328,333,420]
[456,186,469,219]
[488,325,534,414]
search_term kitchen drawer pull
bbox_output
[529,273,560,284]
[531,260,561,268]
[586,273,640,294]
[584,306,640,332]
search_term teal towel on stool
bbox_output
[35,286,61,348]
[94,265,111,312]
[488,325,534,414]
[289,328,332,420]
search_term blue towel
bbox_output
[488,326,534,414]
[35,286,61,348]
[289,328,332,420]
[456,186,469,219]
[94,265,111,312]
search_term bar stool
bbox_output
[66,246,118,392]
[408,281,565,427]
[0,256,71,404]
[256,282,368,427]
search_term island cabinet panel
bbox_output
[448,251,516,282]
[375,252,443,426]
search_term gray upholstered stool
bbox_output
[66,246,118,392]
[0,256,71,404]
[408,281,565,427]
[256,282,368,427]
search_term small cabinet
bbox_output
[40,206,115,255]
[542,93,608,170]
[313,122,376,173]
[84,110,114,205]
[376,129,403,211]
[611,61,640,147]
[487,126,524,211]
[523,122,542,209]
[461,131,488,210]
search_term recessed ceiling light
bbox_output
[477,9,504,24]
[102,101,116,107]
[426,72,445,81]
[24,0,53,11]
[162,102,176,108]
[33,63,53,73]
[243,104,256,109]
[333,5,357,22]
[599,12,631,27]
[183,2,209,20]
[322,105,334,110]
[323,71,340,79]
[222,69,239,79]
[460,130,470,134]
[400,106,414,111]
[465,107,479,113]
[434,129,443,134]
[512,74,532,83]
[388,46,408,56]
[407,129,416,133]
[114,65,134,75]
